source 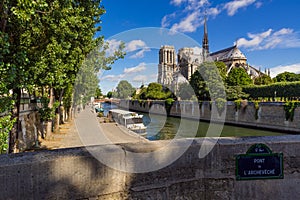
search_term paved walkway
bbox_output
[40,107,148,150]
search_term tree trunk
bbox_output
[58,89,64,125]
[9,88,21,153]
[54,113,60,133]
[46,88,54,139]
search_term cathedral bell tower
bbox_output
[158,46,176,86]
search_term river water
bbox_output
[102,103,285,140]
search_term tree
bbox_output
[95,87,102,99]
[189,62,226,101]
[177,82,195,100]
[226,67,252,86]
[144,83,172,100]
[254,74,272,85]
[226,86,249,100]
[116,80,135,99]
[215,61,227,82]
[107,91,113,99]
[0,0,125,152]
[189,70,208,100]
[274,72,300,82]
[133,83,173,100]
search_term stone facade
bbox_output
[157,19,269,88]
[157,46,177,86]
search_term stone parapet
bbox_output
[0,136,300,199]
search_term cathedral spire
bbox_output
[202,16,209,54]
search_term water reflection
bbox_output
[143,113,284,140]
[101,103,284,140]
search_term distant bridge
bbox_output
[94,98,120,105]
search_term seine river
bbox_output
[102,103,284,140]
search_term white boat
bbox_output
[107,109,147,135]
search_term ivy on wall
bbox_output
[284,101,299,121]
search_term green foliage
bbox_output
[177,82,194,100]
[234,99,242,111]
[274,72,300,82]
[0,115,16,154]
[254,74,272,85]
[165,98,175,105]
[95,87,102,99]
[284,101,300,121]
[214,61,227,82]
[226,86,249,100]
[215,98,227,116]
[165,98,175,115]
[38,97,59,121]
[107,91,113,99]
[1,0,125,151]
[0,98,15,154]
[135,83,173,100]
[226,67,252,86]
[115,80,135,99]
[189,62,226,101]
[243,81,300,99]
[253,100,260,120]
[189,70,208,100]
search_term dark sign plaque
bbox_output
[236,144,284,180]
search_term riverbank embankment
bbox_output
[119,100,300,134]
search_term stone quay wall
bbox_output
[119,100,300,133]
[17,111,44,151]
[0,136,300,199]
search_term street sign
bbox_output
[236,144,284,180]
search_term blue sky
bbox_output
[97,0,300,94]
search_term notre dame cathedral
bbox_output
[157,18,269,90]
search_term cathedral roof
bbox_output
[210,45,247,61]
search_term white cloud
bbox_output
[224,0,256,16]
[161,13,177,28]
[170,11,200,33]
[237,29,272,49]
[133,75,148,82]
[101,63,147,82]
[101,74,125,82]
[207,7,221,17]
[270,63,300,78]
[162,0,209,33]
[131,48,151,59]
[125,40,150,59]
[125,40,147,52]
[237,28,300,50]
[273,28,293,36]
[163,0,260,34]
[124,63,147,74]
[170,0,186,6]
[185,0,209,11]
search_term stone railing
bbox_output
[0,136,299,199]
